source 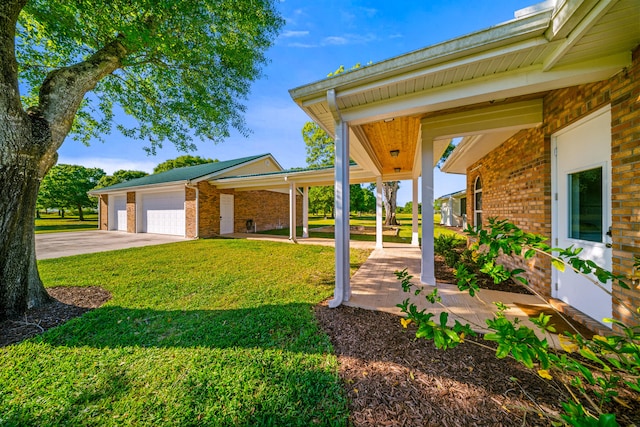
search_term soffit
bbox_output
[551,0,640,68]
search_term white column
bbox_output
[421,131,436,285]
[289,181,297,242]
[330,119,350,307]
[411,178,420,246]
[302,186,309,238]
[375,176,383,249]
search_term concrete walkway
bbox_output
[343,244,564,347]
[229,233,564,344]
[226,232,377,250]
[36,230,187,260]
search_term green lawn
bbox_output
[262,213,463,243]
[35,213,98,234]
[0,240,371,426]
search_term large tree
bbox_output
[0,0,283,319]
[95,169,149,189]
[37,164,105,220]
[153,155,217,174]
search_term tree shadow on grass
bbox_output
[36,303,332,354]
[1,303,349,426]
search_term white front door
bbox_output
[220,194,234,234]
[111,195,127,231]
[552,106,612,326]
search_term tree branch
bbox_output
[35,37,128,157]
[0,0,27,117]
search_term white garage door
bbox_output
[110,195,127,231]
[142,191,185,236]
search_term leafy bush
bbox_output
[434,234,465,267]
[397,218,640,425]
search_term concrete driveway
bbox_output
[36,231,187,260]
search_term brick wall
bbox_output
[126,192,136,233]
[185,187,197,238]
[235,190,303,234]
[99,195,108,230]
[466,45,640,325]
[466,126,551,296]
[197,181,302,237]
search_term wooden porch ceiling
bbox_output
[359,116,421,176]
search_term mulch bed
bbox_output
[0,286,111,347]
[315,303,567,426]
[435,253,534,294]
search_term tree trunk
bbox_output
[77,204,84,221]
[0,134,53,320]
[383,181,399,226]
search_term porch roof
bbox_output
[289,0,640,177]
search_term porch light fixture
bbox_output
[394,167,401,173]
[390,150,400,157]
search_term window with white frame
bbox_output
[474,176,482,228]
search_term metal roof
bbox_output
[90,154,271,194]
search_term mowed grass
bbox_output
[0,239,371,426]
[35,213,98,234]
[263,213,463,243]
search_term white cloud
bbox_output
[322,36,348,45]
[280,30,309,38]
[389,33,403,39]
[57,157,157,175]
[321,33,377,46]
[288,42,317,48]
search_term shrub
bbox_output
[397,218,640,425]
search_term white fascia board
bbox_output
[546,0,600,41]
[340,52,630,125]
[89,181,188,196]
[543,0,618,70]
[289,9,553,103]
[212,166,377,190]
[421,99,543,139]
[190,154,276,183]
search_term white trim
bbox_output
[376,176,383,250]
[412,178,420,247]
[302,186,309,238]
[420,127,436,285]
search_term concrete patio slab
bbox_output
[36,231,187,260]
[344,245,565,348]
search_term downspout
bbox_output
[185,181,199,238]
[327,88,350,308]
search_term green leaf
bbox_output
[552,259,565,272]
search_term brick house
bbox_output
[289,0,639,327]
[90,154,303,238]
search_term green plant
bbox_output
[397,218,639,425]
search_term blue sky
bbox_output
[57,0,536,204]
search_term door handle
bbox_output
[605,243,613,248]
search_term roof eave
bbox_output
[289,8,554,104]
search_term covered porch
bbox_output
[288,0,635,309]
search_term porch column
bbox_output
[375,176,383,249]
[411,178,420,247]
[421,132,436,285]
[302,186,309,238]
[331,120,351,307]
[289,181,297,242]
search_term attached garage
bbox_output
[91,154,296,238]
[141,190,185,236]
[109,195,127,231]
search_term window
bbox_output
[568,167,603,242]
[474,176,482,228]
